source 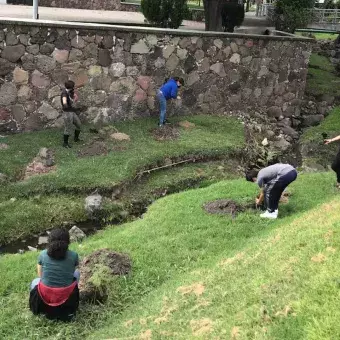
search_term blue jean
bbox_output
[265,170,297,212]
[157,91,167,125]
[30,269,80,291]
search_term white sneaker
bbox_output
[260,210,278,219]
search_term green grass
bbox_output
[0,195,86,244]
[303,107,340,142]
[0,115,244,243]
[297,32,338,40]
[306,54,340,99]
[0,172,339,339]
[0,116,244,198]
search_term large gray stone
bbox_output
[71,35,86,49]
[230,53,241,64]
[31,70,51,88]
[40,43,55,55]
[13,67,29,85]
[84,43,98,58]
[69,226,86,243]
[177,48,188,60]
[126,66,139,77]
[18,85,32,103]
[52,49,69,63]
[131,40,149,54]
[85,194,103,216]
[163,45,176,59]
[166,54,179,71]
[19,34,29,46]
[194,49,205,61]
[210,63,226,77]
[187,71,200,86]
[0,58,15,76]
[1,45,25,62]
[6,32,18,46]
[0,83,17,106]
[267,106,282,118]
[26,44,40,55]
[302,115,324,127]
[69,48,83,61]
[38,102,59,120]
[35,55,56,73]
[98,49,111,67]
[110,62,126,77]
[11,104,26,123]
[48,85,61,99]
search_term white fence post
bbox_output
[33,0,39,20]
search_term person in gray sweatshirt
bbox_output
[245,163,297,219]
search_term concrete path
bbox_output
[0,4,268,30]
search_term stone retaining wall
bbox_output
[0,20,312,133]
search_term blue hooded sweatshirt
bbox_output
[160,79,179,100]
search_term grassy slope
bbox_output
[0,116,244,197]
[306,53,340,99]
[0,116,244,244]
[0,172,339,339]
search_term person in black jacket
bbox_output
[61,80,82,148]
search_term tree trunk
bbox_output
[203,0,223,31]
[246,0,251,12]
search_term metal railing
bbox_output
[257,4,275,17]
[311,8,340,24]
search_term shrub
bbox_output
[221,0,245,33]
[274,0,316,33]
[141,0,188,29]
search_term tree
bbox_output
[203,0,224,31]
[141,0,188,29]
[274,0,316,33]
[203,0,244,31]
[221,0,245,32]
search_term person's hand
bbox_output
[324,139,332,145]
[255,198,260,206]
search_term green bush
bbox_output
[274,0,315,33]
[141,0,188,28]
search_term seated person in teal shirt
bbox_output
[30,228,80,289]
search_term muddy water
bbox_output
[0,220,102,255]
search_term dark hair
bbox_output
[173,77,185,86]
[245,169,259,182]
[164,77,185,86]
[47,228,70,260]
[65,80,75,90]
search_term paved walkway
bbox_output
[0,4,267,30]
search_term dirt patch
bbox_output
[231,326,241,339]
[78,141,108,157]
[190,318,213,336]
[219,252,245,266]
[110,132,131,141]
[177,282,205,297]
[178,120,195,129]
[78,248,132,302]
[140,329,152,340]
[311,253,326,263]
[151,125,180,141]
[0,143,9,150]
[203,199,248,217]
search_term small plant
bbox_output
[141,0,188,28]
[274,0,315,33]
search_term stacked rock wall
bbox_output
[0,20,313,132]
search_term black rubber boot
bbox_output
[63,134,71,148]
[74,130,81,142]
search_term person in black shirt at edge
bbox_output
[61,80,81,148]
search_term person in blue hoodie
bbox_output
[157,77,184,127]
